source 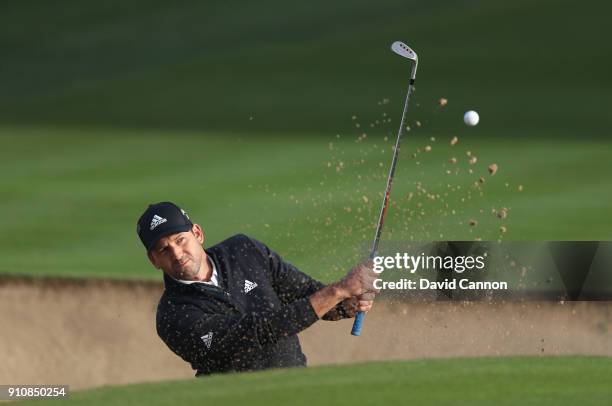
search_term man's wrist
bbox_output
[330,282,350,301]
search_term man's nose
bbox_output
[169,244,183,260]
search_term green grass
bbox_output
[14,357,612,405]
[0,0,610,136]
[0,0,611,281]
[1,126,611,281]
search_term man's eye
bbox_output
[177,238,184,244]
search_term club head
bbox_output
[391,41,417,61]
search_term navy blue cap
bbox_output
[137,202,193,251]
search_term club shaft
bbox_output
[370,79,414,257]
[351,75,416,337]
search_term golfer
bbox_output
[137,201,376,376]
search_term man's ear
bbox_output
[192,224,205,245]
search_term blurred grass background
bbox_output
[0,0,610,280]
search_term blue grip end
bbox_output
[351,311,365,336]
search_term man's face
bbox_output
[148,224,206,280]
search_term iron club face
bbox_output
[391,41,418,80]
[391,41,417,61]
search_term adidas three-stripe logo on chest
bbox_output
[244,280,258,293]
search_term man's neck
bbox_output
[194,256,213,282]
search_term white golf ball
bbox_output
[464,110,479,126]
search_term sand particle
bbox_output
[497,208,508,219]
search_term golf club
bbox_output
[351,41,418,336]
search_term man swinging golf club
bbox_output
[137,201,377,376]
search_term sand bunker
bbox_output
[1,276,610,390]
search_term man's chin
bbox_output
[177,267,198,280]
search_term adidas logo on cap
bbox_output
[150,214,167,231]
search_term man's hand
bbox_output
[336,261,380,299]
[309,261,379,319]
[340,294,375,318]
[338,262,377,317]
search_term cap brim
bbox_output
[146,224,193,252]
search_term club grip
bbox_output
[351,311,366,336]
